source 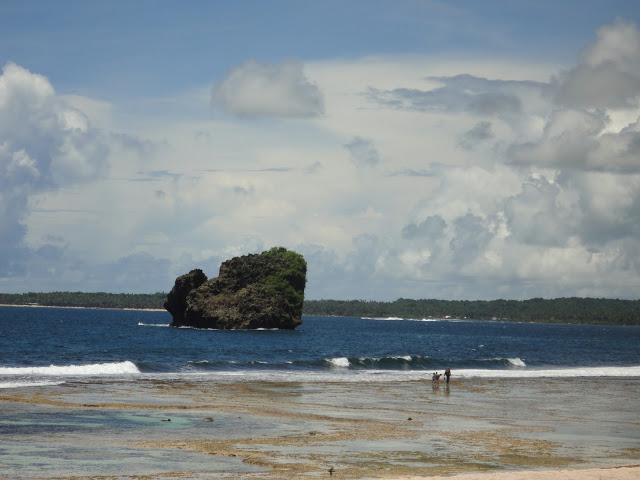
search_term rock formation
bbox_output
[163,269,207,324]
[165,247,307,329]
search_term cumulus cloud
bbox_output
[509,109,640,172]
[449,213,494,266]
[503,177,577,247]
[505,22,640,173]
[7,21,640,300]
[458,121,494,149]
[402,215,446,240]
[0,62,109,275]
[212,60,324,117]
[344,137,381,167]
[554,20,640,109]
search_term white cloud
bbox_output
[6,21,640,300]
[0,62,110,275]
[554,20,640,109]
[211,60,324,117]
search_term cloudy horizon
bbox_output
[2,1,640,300]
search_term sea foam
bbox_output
[0,380,65,389]
[0,361,141,376]
[137,365,640,383]
[454,365,640,379]
[326,357,350,368]
[506,357,526,367]
[137,322,170,327]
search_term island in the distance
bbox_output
[164,247,307,330]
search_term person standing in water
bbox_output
[444,368,451,384]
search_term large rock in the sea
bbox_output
[163,269,207,324]
[165,247,307,330]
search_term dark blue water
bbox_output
[1,306,639,383]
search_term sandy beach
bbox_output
[398,465,640,480]
[1,377,638,479]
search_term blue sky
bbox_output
[3,1,639,98]
[1,2,640,299]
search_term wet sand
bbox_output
[398,465,640,480]
[0,377,638,479]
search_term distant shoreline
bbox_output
[0,303,166,313]
[1,292,640,324]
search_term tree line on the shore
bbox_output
[1,292,639,325]
[303,298,640,325]
[0,292,166,310]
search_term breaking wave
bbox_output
[0,380,65,389]
[136,365,640,383]
[0,361,141,376]
[506,357,526,367]
[453,365,640,379]
[183,355,529,371]
[323,355,438,369]
[479,357,527,367]
[326,357,351,368]
[137,322,170,327]
[361,316,467,322]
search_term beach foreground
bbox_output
[398,465,640,480]
[0,376,638,479]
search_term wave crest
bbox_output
[506,357,526,367]
[326,357,350,368]
[137,322,170,327]
[0,380,65,389]
[0,361,140,376]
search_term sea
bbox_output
[1,305,639,389]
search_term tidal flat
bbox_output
[0,377,639,479]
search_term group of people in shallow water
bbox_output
[432,368,451,385]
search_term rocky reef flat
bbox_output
[1,377,638,479]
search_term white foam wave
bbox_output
[0,361,140,376]
[393,355,413,361]
[187,360,210,365]
[0,380,65,389]
[506,357,526,367]
[455,365,640,379]
[362,316,404,321]
[137,322,170,327]
[136,365,640,383]
[361,316,469,322]
[326,357,350,368]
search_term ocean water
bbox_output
[1,306,639,388]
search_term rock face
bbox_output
[165,247,307,329]
[163,269,208,324]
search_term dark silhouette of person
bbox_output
[444,368,451,384]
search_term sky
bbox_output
[1,1,640,300]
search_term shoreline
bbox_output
[0,303,166,312]
[1,303,637,326]
[0,303,640,327]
